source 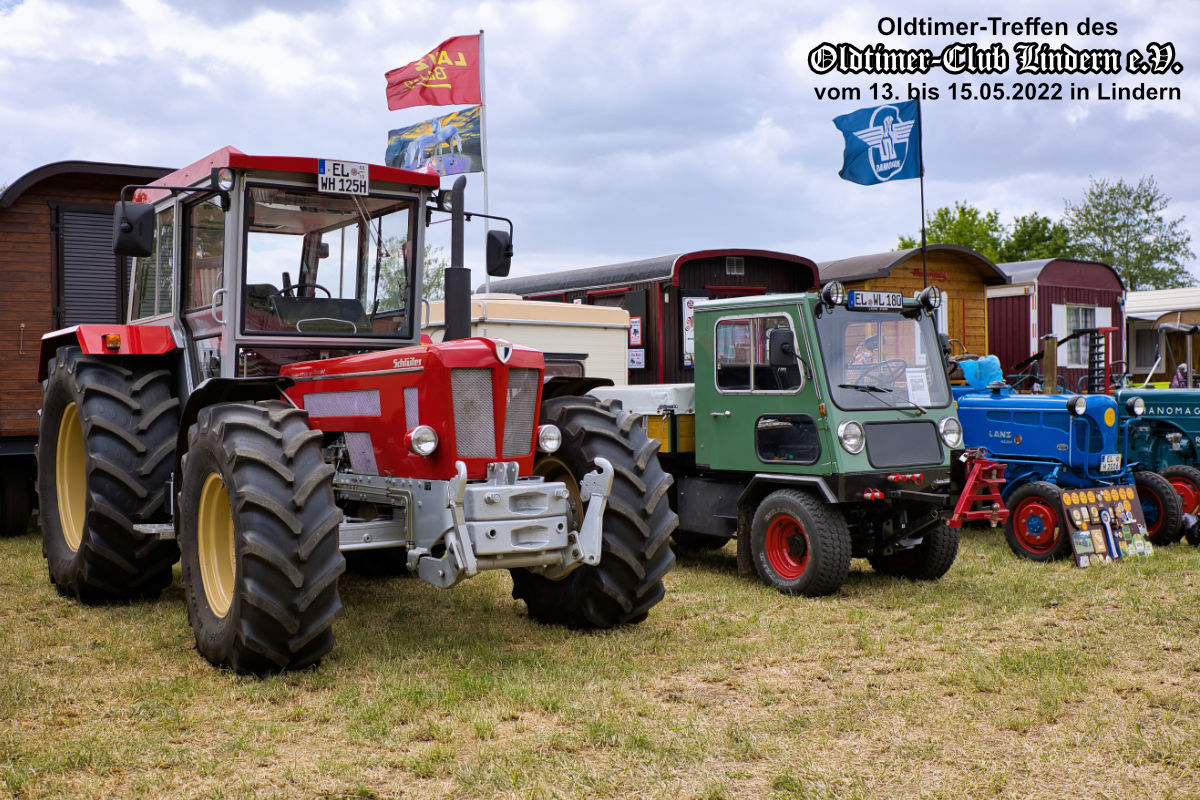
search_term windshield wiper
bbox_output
[836,383,927,414]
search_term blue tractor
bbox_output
[952,354,1180,560]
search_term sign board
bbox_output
[628,349,645,369]
[629,316,642,346]
[681,292,706,368]
[1063,484,1152,567]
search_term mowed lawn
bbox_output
[2,522,1199,800]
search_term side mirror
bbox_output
[486,229,512,277]
[112,201,155,257]
[767,328,797,367]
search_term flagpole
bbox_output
[479,28,491,294]
[916,99,927,289]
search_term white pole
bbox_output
[479,28,491,294]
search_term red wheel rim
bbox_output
[1012,497,1061,555]
[1139,485,1164,537]
[1167,476,1200,515]
[765,514,809,579]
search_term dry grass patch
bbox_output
[2,524,1199,799]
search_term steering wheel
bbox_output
[274,282,331,298]
[856,359,909,386]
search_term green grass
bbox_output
[2,524,1200,799]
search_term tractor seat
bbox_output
[269,295,371,334]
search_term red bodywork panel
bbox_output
[38,324,177,381]
[134,146,441,203]
[282,338,545,481]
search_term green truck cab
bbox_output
[593,282,974,596]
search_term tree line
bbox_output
[897,176,1196,290]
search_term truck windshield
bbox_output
[242,185,417,339]
[814,306,951,410]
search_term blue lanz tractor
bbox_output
[953,379,1180,561]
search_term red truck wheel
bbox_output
[1004,482,1071,561]
[511,396,676,628]
[37,346,180,601]
[178,401,345,674]
[749,489,851,596]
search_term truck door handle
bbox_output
[710,410,731,417]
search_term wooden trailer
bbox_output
[485,249,819,385]
[818,245,1006,360]
[0,159,170,535]
[989,258,1125,393]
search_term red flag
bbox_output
[385,35,482,111]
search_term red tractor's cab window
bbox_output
[243,186,417,339]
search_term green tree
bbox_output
[897,202,1005,262]
[1062,175,1195,289]
[997,212,1073,262]
[372,238,448,310]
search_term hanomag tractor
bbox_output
[37,148,675,674]
[593,282,997,596]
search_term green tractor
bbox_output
[592,283,1000,595]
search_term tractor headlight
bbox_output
[939,416,963,448]
[1125,396,1145,417]
[917,285,942,311]
[820,281,847,308]
[1067,395,1087,416]
[406,425,439,456]
[536,424,562,453]
[837,420,865,454]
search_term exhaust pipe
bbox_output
[443,175,470,342]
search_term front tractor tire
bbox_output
[178,401,345,674]
[37,346,179,602]
[511,396,677,628]
[868,520,959,581]
[749,489,852,596]
[1004,481,1071,561]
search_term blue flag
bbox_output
[833,100,921,185]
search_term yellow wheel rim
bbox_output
[533,455,582,531]
[197,472,236,618]
[55,402,87,552]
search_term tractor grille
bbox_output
[503,369,540,457]
[451,369,497,458]
[864,421,943,468]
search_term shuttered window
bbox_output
[58,210,123,325]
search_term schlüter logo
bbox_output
[852,105,916,181]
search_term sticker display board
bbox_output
[1061,485,1153,568]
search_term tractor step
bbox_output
[132,523,176,540]
[947,450,1009,528]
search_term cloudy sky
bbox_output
[1,0,1197,279]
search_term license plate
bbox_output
[317,160,369,195]
[1100,453,1122,472]
[848,290,903,310]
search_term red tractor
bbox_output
[37,147,675,674]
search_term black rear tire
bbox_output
[178,401,345,674]
[511,396,676,628]
[1136,469,1183,544]
[37,346,179,601]
[0,465,33,537]
[868,520,959,580]
[749,489,851,596]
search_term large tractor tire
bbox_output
[1158,464,1200,520]
[868,519,959,580]
[178,401,345,674]
[749,489,852,596]
[1004,481,1072,561]
[1136,469,1184,545]
[37,346,179,601]
[511,396,676,628]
